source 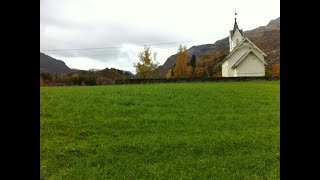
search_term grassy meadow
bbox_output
[40,80,280,179]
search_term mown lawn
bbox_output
[40,80,280,179]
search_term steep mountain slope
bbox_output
[156,17,280,77]
[40,53,135,77]
[40,52,73,74]
[40,53,135,85]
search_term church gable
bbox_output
[223,37,266,63]
[232,50,267,69]
[235,53,266,76]
[240,38,266,56]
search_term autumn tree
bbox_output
[266,63,280,78]
[194,59,205,77]
[271,63,280,77]
[173,45,191,78]
[202,53,214,77]
[134,47,159,79]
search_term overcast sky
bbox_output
[40,0,280,73]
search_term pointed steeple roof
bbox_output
[230,18,243,37]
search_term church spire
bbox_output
[233,10,239,34]
[231,10,243,37]
[233,19,239,33]
[229,10,244,52]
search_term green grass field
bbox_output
[40,80,280,179]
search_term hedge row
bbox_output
[115,76,279,85]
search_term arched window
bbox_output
[236,39,239,45]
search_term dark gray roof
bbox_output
[230,18,243,37]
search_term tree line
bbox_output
[134,45,225,79]
[41,45,279,86]
[40,68,132,86]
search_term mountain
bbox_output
[40,53,134,86]
[156,17,280,77]
[40,53,134,77]
[40,52,73,74]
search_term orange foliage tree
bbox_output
[194,59,205,77]
[173,45,191,78]
[271,63,280,77]
[202,54,214,77]
[266,63,280,78]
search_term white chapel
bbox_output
[222,13,267,77]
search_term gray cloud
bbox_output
[41,13,188,63]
